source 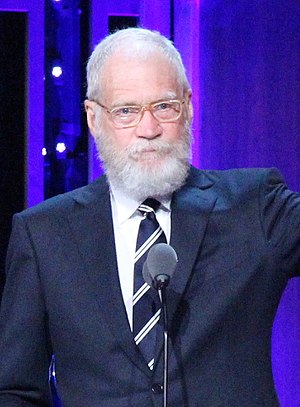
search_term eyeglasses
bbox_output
[92,99,185,129]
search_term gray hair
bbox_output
[86,27,190,102]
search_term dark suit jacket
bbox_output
[0,166,299,406]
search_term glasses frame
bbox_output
[91,99,186,129]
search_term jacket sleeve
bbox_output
[260,168,300,278]
[0,214,52,406]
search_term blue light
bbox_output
[52,66,63,78]
[56,142,67,153]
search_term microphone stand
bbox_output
[143,243,177,407]
[158,283,169,407]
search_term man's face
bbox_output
[85,51,193,200]
[87,51,192,168]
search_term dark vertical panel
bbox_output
[44,0,89,200]
[0,12,26,298]
[108,15,139,33]
[78,0,90,186]
[170,0,175,42]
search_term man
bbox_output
[0,27,299,407]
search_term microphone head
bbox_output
[142,243,178,289]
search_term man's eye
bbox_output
[115,107,138,116]
[156,102,172,111]
[120,107,131,115]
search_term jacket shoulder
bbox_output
[193,167,284,191]
[17,176,109,220]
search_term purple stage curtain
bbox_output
[198,1,300,406]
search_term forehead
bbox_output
[100,51,181,105]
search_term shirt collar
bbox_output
[110,184,171,225]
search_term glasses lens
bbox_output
[108,100,183,128]
[111,106,140,127]
[152,101,182,122]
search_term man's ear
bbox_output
[186,90,193,123]
[84,100,97,137]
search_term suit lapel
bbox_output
[154,167,217,366]
[170,172,217,298]
[67,177,151,376]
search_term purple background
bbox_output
[0,0,299,405]
[198,2,300,405]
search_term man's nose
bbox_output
[135,109,162,139]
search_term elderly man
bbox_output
[0,27,299,407]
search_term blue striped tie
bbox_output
[133,198,167,370]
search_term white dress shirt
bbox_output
[110,185,171,330]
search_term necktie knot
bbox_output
[138,198,161,218]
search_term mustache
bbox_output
[126,139,172,157]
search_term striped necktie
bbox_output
[133,198,167,370]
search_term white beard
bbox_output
[94,123,191,201]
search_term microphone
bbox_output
[142,243,178,290]
[142,243,178,407]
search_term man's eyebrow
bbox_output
[161,91,178,99]
[110,93,179,108]
[110,101,138,108]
